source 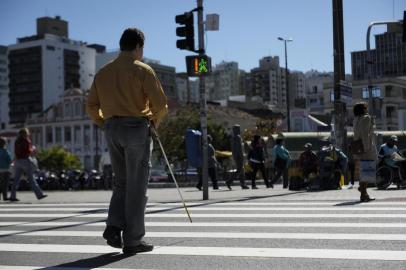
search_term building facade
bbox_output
[0,46,9,129]
[352,23,406,81]
[205,61,241,101]
[26,88,106,170]
[249,56,306,114]
[8,16,96,124]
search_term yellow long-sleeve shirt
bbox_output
[86,51,168,127]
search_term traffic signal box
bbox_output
[186,55,212,77]
[175,12,195,51]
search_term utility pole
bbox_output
[197,0,209,200]
[278,37,293,132]
[332,0,347,152]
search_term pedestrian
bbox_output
[347,143,355,189]
[0,137,12,201]
[353,102,376,202]
[196,135,219,190]
[226,125,249,190]
[99,148,113,189]
[86,28,168,254]
[270,134,291,188]
[248,135,271,189]
[10,128,47,202]
[298,143,318,181]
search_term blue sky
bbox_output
[1,0,405,74]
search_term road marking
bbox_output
[0,266,156,270]
[1,230,406,241]
[1,221,406,228]
[1,213,406,218]
[1,206,406,212]
[0,243,405,261]
[1,202,406,207]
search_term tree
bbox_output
[36,146,82,172]
[156,105,229,163]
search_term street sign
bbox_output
[339,80,352,104]
[186,55,212,77]
[205,14,219,31]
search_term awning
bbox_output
[308,114,329,127]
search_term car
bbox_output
[150,169,169,182]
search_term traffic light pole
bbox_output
[197,0,209,200]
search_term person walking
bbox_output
[0,137,12,201]
[270,134,291,188]
[248,135,270,189]
[226,125,249,190]
[353,102,376,202]
[86,28,168,255]
[10,128,47,202]
[196,135,219,190]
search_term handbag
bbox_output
[351,118,365,155]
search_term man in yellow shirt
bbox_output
[86,28,168,255]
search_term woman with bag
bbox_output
[10,128,47,202]
[353,102,376,202]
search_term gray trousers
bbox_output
[11,159,44,199]
[104,117,152,247]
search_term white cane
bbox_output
[151,126,193,223]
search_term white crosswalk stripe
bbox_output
[0,199,405,269]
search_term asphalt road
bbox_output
[0,184,405,270]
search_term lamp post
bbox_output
[278,37,293,132]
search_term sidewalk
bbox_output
[3,183,405,204]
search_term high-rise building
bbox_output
[8,16,96,124]
[249,56,306,113]
[351,23,406,81]
[0,46,9,129]
[205,61,241,101]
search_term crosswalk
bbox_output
[0,200,406,269]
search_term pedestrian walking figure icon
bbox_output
[198,58,208,73]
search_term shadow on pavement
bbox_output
[35,252,131,269]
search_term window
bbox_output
[84,125,90,146]
[55,127,62,144]
[74,101,81,116]
[64,102,71,117]
[64,126,71,142]
[74,126,81,144]
[46,126,53,144]
[385,85,393,97]
[362,87,381,99]
[46,45,55,51]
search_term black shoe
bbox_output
[226,181,232,190]
[267,183,274,189]
[9,198,19,202]
[241,185,249,189]
[3,197,10,201]
[123,241,154,255]
[252,186,258,189]
[103,226,122,249]
[283,185,288,189]
[360,196,376,203]
[195,184,202,191]
[38,194,48,200]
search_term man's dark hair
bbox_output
[353,102,367,117]
[119,28,145,51]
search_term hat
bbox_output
[390,135,398,142]
[304,143,312,148]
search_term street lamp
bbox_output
[278,37,293,132]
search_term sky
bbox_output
[1,0,405,74]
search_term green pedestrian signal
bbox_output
[186,55,211,77]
